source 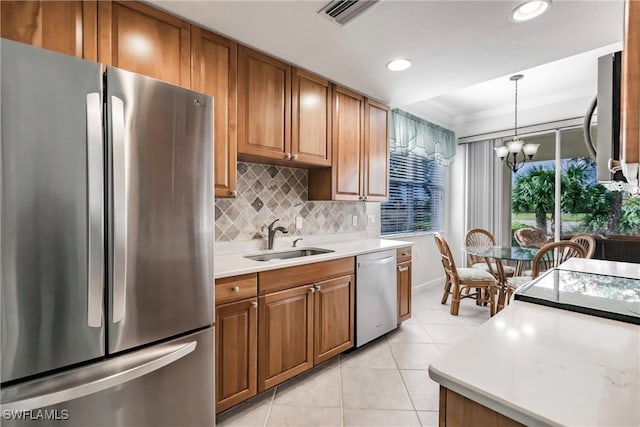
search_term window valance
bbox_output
[390,109,456,165]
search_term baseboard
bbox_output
[413,276,445,294]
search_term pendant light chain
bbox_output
[514,77,518,140]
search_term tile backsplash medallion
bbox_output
[215,162,366,241]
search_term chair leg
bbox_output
[476,287,482,305]
[441,277,452,304]
[450,282,461,315]
[489,286,496,317]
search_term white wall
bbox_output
[446,143,467,267]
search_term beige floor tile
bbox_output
[273,364,341,408]
[217,389,274,427]
[421,324,472,344]
[341,368,413,410]
[343,408,421,426]
[386,323,434,344]
[388,342,442,370]
[400,370,440,411]
[414,309,467,326]
[340,339,396,369]
[266,405,342,426]
[417,411,439,427]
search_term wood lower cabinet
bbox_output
[313,275,355,364]
[258,284,314,392]
[237,46,291,163]
[439,387,525,427]
[215,298,258,413]
[397,247,412,323]
[1,1,97,60]
[191,27,237,198]
[98,1,191,88]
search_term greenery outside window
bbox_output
[381,153,445,235]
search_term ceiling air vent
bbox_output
[318,0,381,26]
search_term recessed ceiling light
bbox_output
[511,0,550,22]
[387,58,412,71]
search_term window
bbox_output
[381,153,445,235]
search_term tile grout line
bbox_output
[385,335,423,426]
[339,354,345,427]
[262,387,277,427]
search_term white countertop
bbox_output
[429,292,640,426]
[214,238,413,279]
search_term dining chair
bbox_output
[434,233,497,316]
[514,227,551,249]
[531,241,587,278]
[569,234,596,259]
[464,228,515,278]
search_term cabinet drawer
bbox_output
[259,257,355,295]
[396,247,412,262]
[215,274,257,305]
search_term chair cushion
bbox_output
[472,263,516,275]
[507,276,531,288]
[457,267,496,281]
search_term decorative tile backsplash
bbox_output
[215,162,366,241]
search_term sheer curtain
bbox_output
[390,109,456,165]
[464,139,508,247]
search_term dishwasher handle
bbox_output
[357,256,396,268]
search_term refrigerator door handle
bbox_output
[111,95,127,323]
[86,92,104,328]
[1,341,197,412]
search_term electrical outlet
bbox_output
[352,215,358,226]
[367,214,375,225]
[295,216,303,230]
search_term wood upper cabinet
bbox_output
[1,1,97,60]
[364,99,390,201]
[97,1,191,88]
[313,275,354,364]
[191,27,238,198]
[333,86,365,200]
[621,0,640,178]
[237,46,292,162]
[258,284,314,392]
[291,68,332,166]
[215,297,258,413]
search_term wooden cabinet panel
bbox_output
[191,26,238,198]
[98,1,191,87]
[397,260,412,323]
[237,46,291,161]
[215,273,257,305]
[396,247,412,263]
[258,257,354,295]
[313,275,354,364]
[291,68,332,166]
[621,0,640,173]
[440,387,525,427]
[216,298,258,413]
[364,99,389,201]
[333,86,364,200]
[258,285,314,392]
[1,1,97,60]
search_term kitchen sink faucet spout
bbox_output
[267,219,289,250]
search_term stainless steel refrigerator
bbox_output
[1,39,215,426]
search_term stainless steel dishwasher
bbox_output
[356,250,398,347]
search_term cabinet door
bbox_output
[397,261,412,323]
[98,1,191,88]
[621,0,640,175]
[364,99,389,201]
[313,275,354,364]
[238,46,291,162]
[191,27,237,198]
[1,1,97,60]
[291,68,332,166]
[333,85,364,200]
[258,285,314,392]
[215,298,258,413]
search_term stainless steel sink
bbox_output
[244,247,334,262]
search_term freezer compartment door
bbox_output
[0,327,214,427]
[1,39,105,382]
[106,67,214,353]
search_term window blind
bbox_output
[381,153,445,235]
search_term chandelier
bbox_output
[494,74,539,173]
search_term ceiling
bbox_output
[149,0,624,135]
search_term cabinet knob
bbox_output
[292,153,298,160]
[251,301,258,308]
[309,287,316,294]
[285,153,292,160]
[231,286,240,292]
[229,190,237,197]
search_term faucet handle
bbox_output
[293,238,303,247]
